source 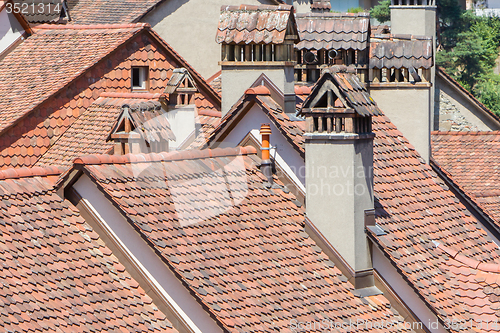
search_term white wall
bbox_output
[166,105,196,149]
[73,175,223,333]
[217,104,306,185]
[0,9,24,55]
[373,248,448,333]
[142,0,278,79]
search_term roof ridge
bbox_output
[432,130,500,135]
[0,166,63,180]
[296,12,369,17]
[438,243,500,273]
[99,92,162,99]
[34,23,149,30]
[74,146,257,165]
[197,109,222,118]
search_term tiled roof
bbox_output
[432,131,500,224]
[205,87,305,155]
[66,0,163,24]
[206,85,500,327]
[300,67,382,117]
[13,0,65,23]
[369,34,433,69]
[310,0,331,10]
[0,23,144,135]
[73,146,412,332]
[0,24,220,170]
[0,168,176,332]
[206,70,222,96]
[216,4,297,45]
[123,99,175,143]
[295,12,369,51]
[36,93,172,168]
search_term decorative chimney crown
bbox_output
[299,66,381,135]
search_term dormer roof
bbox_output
[164,68,197,95]
[216,4,299,45]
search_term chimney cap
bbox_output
[245,86,271,96]
[260,123,272,135]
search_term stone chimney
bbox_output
[216,4,299,116]
[299,66,382,290]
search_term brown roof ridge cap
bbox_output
[221,4,293,11]
[34,23,149,30]
[432,130,500,135]
[99,92,161,99]
[0,166,64,181]
[74,146,258,165]
[245,86,271,96]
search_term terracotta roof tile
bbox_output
[36,94,172,168]
[66,0,164,24]
[13,0,65,23]
[310,0,332,10]
[216,4,297,45]
[0,23,144,135]
[296,12,369,51]
[432,131,500,224]
[0,170,177,332]
[369,35,433,69]
[76,147,412,332]
[206,84,500,326]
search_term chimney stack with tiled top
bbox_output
[216,4,299,116]
[299,66,382,290]
[310,0,331,13]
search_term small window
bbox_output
[132,67,148,90]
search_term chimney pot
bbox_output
[260,124,273,185]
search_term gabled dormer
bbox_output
[165,68,198,107]
[109,101,175,155]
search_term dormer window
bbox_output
[132,67,148,91]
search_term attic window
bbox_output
[132,67,148,91]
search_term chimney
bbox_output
[368,0,436,163]
[216,4,299,116]
[260,123,273,186]
[300,67,382,290]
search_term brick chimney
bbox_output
[299,66,382,290]
[216,4,299,116]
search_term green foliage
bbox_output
[474,74,500,116]
[347,7,364,13]
[370,0,390,23]
[436,8,500,115]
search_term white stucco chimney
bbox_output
[216,4,299,116]
[300,67,381,290]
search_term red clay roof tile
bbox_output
[0,172,177,332]
[295,12,369,51]
[76,147,412,332]
[432,131,500,224]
